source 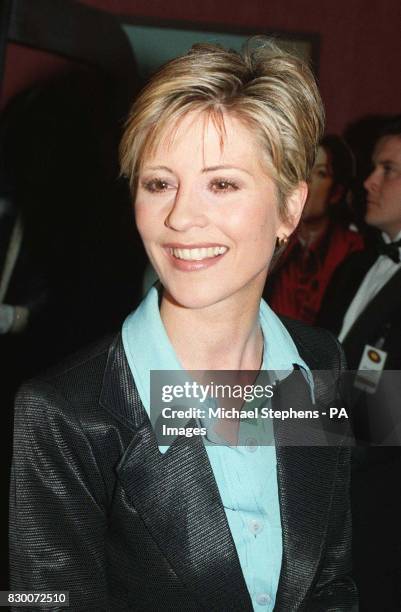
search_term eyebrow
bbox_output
[201,165,252,176]
[142,165,174,173]
[378,159,397,166]
[374,159,401,171]
[141,164,253,176]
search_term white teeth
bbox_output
[170,246,227,260]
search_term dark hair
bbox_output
[320,134,355,191]
[378,114,401,140]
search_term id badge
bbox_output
[354,344,388,394]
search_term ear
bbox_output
[277,181,308,239]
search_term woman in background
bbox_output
[266,135,363,324]
[10,40,356,611]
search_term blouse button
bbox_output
[249,519,264,535]
[256,592,271,606]
[245,437,258,452]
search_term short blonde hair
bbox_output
[120,38,325,218]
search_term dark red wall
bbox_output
[79,0,401,134]
[2,43,76,108]
[4,0,401,134]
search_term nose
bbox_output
[364,168,380,194]
[164,186,208,231]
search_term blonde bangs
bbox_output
[119,37,325,216]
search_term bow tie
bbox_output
[376,236,401,263]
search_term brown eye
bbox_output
[382,165,394,177]
[210,179,239,192]
[143,179,172,193]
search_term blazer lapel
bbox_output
[272,368,343,610]
[274,445,339,610]
[100,335,252,611]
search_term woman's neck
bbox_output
[298,216,330,246]
[160,290,263,371]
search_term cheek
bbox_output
[310,178,332,201]
[386,180,401,201]
[316,183,330,202]
[134,202,157,239]
[228,205,273,239]
[237,207,279,248]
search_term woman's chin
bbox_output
[161,285,231,312]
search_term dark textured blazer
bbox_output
[318,249,401,369]
[10,320,357,611]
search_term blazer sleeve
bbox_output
[308,338,358,611]
[308,445,358,611]
[9,381,109,611]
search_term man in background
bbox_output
[319,115,401,366]
[318,114,401,611]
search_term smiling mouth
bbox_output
[168,246,228,261]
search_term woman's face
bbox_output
[302,146,334,222]
[135,111,304,311]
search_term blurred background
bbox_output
[1,0,400,592]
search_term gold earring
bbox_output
[276,235,288,248]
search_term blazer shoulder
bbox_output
[280,316,345,371]
[17,333,117,411]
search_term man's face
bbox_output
[364,135,401,239]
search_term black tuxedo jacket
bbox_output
[318,249,401,369]
[10,321,357,611]
[318,249,401,610]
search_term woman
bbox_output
[10,40,356,611]
[266,135,364,324]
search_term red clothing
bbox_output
[266,224,364,324]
